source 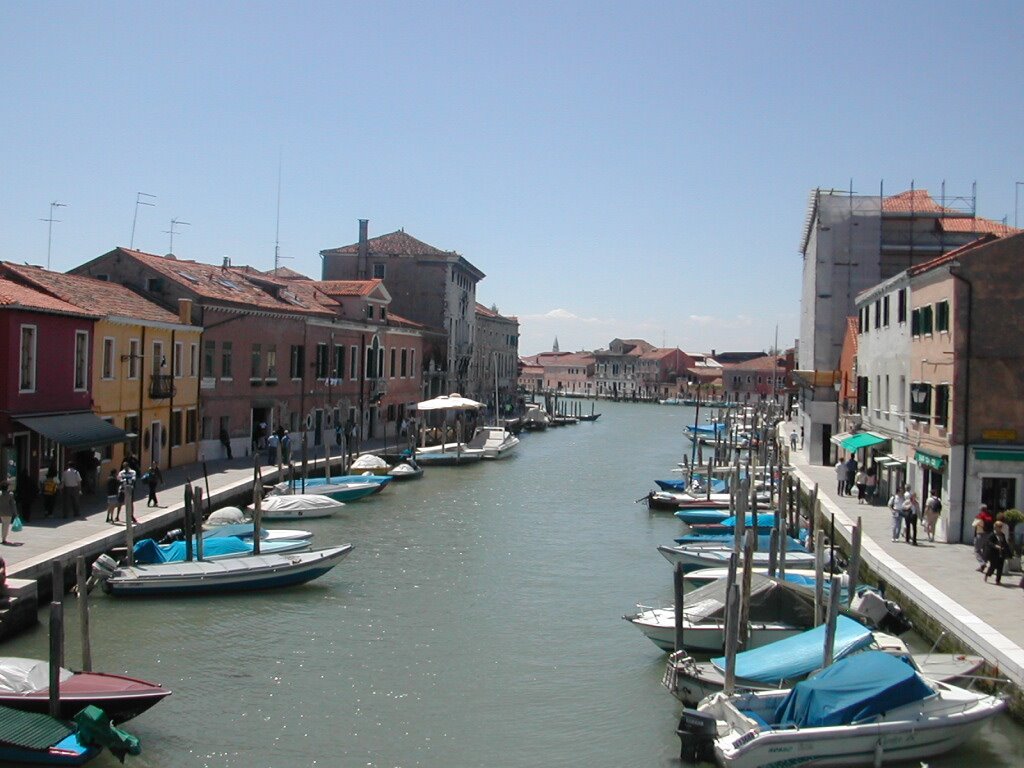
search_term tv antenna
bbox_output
[130,192,156,249]
[40,200,68,270]
[273,150,292,274]
[163,217,191,254]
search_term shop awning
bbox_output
[840,432,889,451]
[18,413,129,451]
[830,432,853,447]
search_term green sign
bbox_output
[914,450,945,471]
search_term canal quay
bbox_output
[3,401,1024,767]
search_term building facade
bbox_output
[473,303,520,411]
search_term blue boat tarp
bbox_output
[773,651,933,728]
[717,514,778,529]
[711,615,874,684]
[674,534,809,553]
[674,509,731,524]
[133,537,252,564]
[656,476,728,493]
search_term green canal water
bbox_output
[7,400,1024,766]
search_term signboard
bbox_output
[982,429,1018,442]
[914,450,946,471]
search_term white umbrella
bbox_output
[416,393,484,411]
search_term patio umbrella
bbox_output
[415,393,484,411]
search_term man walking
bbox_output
[888,487,904,542]
[835,459,846,496]
[61,462,83,518]
[844,456,858,497]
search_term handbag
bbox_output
[11,516,23,533]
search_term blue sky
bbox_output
[3,2,1023,355]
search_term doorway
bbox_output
[151,421,163,465]
[981,476,1017,515]
[252,407,270,451]
[820,424,832,466]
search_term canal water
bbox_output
[7,400,1024,766]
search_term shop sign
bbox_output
[914,450,945,471]
[982,429,1018,442]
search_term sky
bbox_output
[3,2,1023,356]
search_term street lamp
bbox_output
[40,201,68,269]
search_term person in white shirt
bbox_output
[60,464,82,518]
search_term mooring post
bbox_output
[75,557,91,672]
[194,486,205,561]
[48,599,63,718]
[823,575,841,667]
[847,517,863,608]
[673,562,685,653]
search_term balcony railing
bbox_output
[149,374,176,399]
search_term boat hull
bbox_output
[658,545,816,573]
[628,610,802,653]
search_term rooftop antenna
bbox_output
[130,192,156,249]
[163,217,191,254]
[273,150,292,274]
[40,201,68,270]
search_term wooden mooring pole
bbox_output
[75,556,92,672]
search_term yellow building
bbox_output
[0,265,202,479]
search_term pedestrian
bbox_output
[974,505,993,568]
[41,468,59,518]
[14,469,37,523]
[117,461,138,524]
[401,417,409,438]
[104,469,122,523]
[854,469,868,504]
[835,459,846,496]
[281,431,291,463]
[902,491,920,546]
[924,492,942,542]
[60,462,83,518]
[984,520,1011,584]
[0,481,16,545]
[143,462,163,507]
[219,427,233,459]
[789,430,798,450]
[267,432,279,464]
[845,456,858,497]
[888,489,904,542]
[865,467,877,504]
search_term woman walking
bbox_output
[902,492,920,546]
[104,469,123,523]
[854,469,868,504]
[0,481,16,545]
[143,462,163,508]
[984,521,1012,585]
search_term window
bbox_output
[936,300,950,333]
[152,341,164,376]
[102,338,115,380]
[380,307,387,322]
[897,289,907,323]
[129,338,141,379]
[410,349,415,376]
[910,382,932,423]
[401,348,408,377]
[883,295,890,327]
[367,305,374,320]
[74,331,89,390]
[170,409,183,447]
[875,375,881,417]
[251,343,262,378]
[266,345,277,379]
[146,277,162,292]
[221,341,233,379]
[100,418,115,461]
[885,375,890,420]
[124,414,141,457]
[856,376,869,412]
[911,308,921,336]
[315,343,328,378]
[333,345,344,379]
[201,415,212,441]
[20,325,37,391]
[350,345,358,379]
[390,347,396,378]
[189,343,198,377]
[186,408,198,443]
[289,345,305,379]
[173,341,184,378]
[373,263,386,279]
[934,384,950,428]
[874,299,881,330]
[203,341,215,378]
[920,305,933,335]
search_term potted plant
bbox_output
[1002,508,1024,572]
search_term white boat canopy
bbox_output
[416,393,484,411]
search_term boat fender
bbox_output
[91,554,119,580]
[676,708,717,763]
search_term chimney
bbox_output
[178,298,193,324]
[357,219,369,280]
[222,255,231,270]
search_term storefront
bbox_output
[914,449,947,500]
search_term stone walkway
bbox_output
[786,423,1024,688]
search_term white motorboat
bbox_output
[658,544,817,573]
[520,404,550,431]
[415,442,484,465]
[684,567,821,589]
[388,460,424,480]
[465,425,520,459]
[676,651,1004,767]
[203,509,315,541]
[349,453,391,475]
[247,494,344,520]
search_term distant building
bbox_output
[721,353,790,404]
[321,221,485,399]
[473,303,520,410]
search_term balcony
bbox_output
[149,374,176,399]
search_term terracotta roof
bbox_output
[725,353,786,370]
[908,233,1000,277]
[882,189,950,214]
[937,217,1019,236]
[0,276,95,316]
[112,248,336,316]
[1,263,182,324]
[845,317,859,355]
[263,266,311,280]
[318,279,383,298]
[324,230,452,257]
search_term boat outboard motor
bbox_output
[852,590,913,636]
[91,554,119,581]
[160,528,184,544]
[676,708,717,763]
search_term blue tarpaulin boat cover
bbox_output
[133,536,252,564]
[773,651,933,728]
[718,514,778,529]
[711,615,873,684]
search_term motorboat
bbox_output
[673,509,732,525]
[299,475,392,493]
[387,460,423,480]
[0,657,170,723]
[519,404,550,431]
[0,704,140,765]
[348,453,391,475]
[676,651,1005,767]
[201,514,314,543]
[414,443,484,465]
[678,513,779,536]
[663,615,980,707]
[658,544,817,573]
[465,425,520,459]
[647,492,731,511]
[132,536,310,564]
[683,566,821,589]
[271,479,380,503]
[246,494,344,520]
[92,545,354,596]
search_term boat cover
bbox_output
[773,651,933,728]
[350,454,389,470]
[675,534,808,553]
[258,495,342,512]
[0,658,72,694]
[711,616,873,683]
[683,575,816,628]
[656,477,728,493]
[716,514,779,529]
[206,507,247,525]
[134,537,253,564]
